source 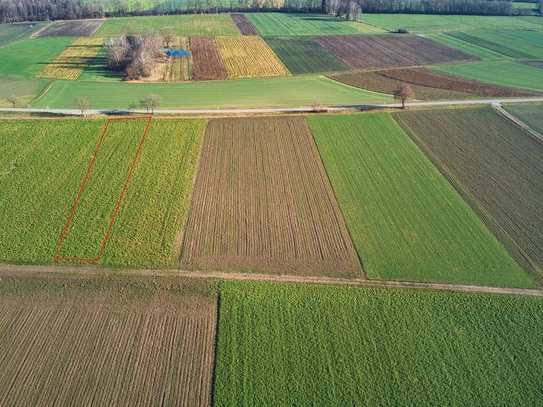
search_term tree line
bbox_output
[0,0,540,23]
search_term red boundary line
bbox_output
[54,116,152,262]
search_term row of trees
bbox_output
[74,94,162,115]
[0,0,105,23]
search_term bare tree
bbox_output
[393,84,415,109]
[8,94,19,108]
[160,27,176,49]
[141,94,162,114]
[74,96,92,116]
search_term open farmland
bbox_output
[378,67,538,97]
[0,37,73,77]
[189,36,227,81]
[246,12,385,36]
[35,19,104,37]
[0,22,49,46]
[427,32,507,61]
[0,273,217,407]
[433,61,543,93]
[394,107,543,283]
[496,29,543,46]
[0,118,204,267]
[181,117,361,277]
[309,113,531,287]
[264,36,349,75]
[94,14,240,37]
[155,36,190,81]
[504,104,543,135]
[231,13,259,35]
[36,37,103,80]
[0,74,49,107]
[215,36,290,79]
[315,35,476,70]
[79,45,126,82]
[215,281,543,406]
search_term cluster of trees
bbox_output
[105,29,163,80]
[325,0,540,18]
[0,0,105,23]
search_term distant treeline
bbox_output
[0,0,540,24]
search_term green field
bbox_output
[0,74,50,107]
[395,107,543,282]
[360,13,543,32]
[505,104,543,134]
[0,118,204,267]
[433,61,543,92]
[447,29,543,59]
[497,28,543,45]
[0,37,72,77]
[246,13,385,36]
[308,113,531,286]
[263,37,350,74]
[0,22,49,47]
[214,281,543,406]
[33,76,391,109]
[78,46,125,82]
[427,33,510,61]
[94,14,240,37]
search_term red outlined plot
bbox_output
[54,116,152,262]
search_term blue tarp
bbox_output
[165,49,189,57]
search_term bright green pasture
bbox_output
[263,37,350,74]
[79,46,125,82]
[33,76,391,109]
[308,113,531,287]
[427,33,510,61]
[505,104,543,134]
[0,37,72,77]
[94,14,240,37]
[497,28,543,46]
[433,61,543,92]
[0,74,50,107]
[215,281,543,406]
[447,29,543,59]
[360,14,543,32]
[0,118,204,267]
[0,22,49,47]
[246,13,385,36]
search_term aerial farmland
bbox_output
[0,6,542,406]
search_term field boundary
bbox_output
[53,116,152,262]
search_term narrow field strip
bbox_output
[309,113,533,287]
[36,37,104,80]
[181,116,361,277]
[55,117,152,262]
[189,36,228,81]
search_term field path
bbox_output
[493,104,543,143]
[1,263,542,297]
[2,97,543,116]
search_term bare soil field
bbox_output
[35,19,105,37]
[328,71,474,100]
[315,34,477,70]
[180,117,361,277]
[231,13,259,35]
[189,36,228,81]
[0,274,218,407]
[381,67,540,97]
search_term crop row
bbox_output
[36,37,104,80]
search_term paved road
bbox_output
[1,97,543,116]
[1,263,542,297]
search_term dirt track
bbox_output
[1,263,541,297]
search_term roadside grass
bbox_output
[0,118,204,267]
[432,60,543,93]
[246,13,385,36]
[94,14,240,37]
[309,113,532,287]
[33,76,392,109]
[0,37,73,77]
[214,280,543,406]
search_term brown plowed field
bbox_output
[231,13,259,35]
[189,36,227,81]
[328,71,474,100]
[181,117,361,277]
[0,276,217,406]
[315,34,477,70]
[35,19,104,37]
[381,68,540,97]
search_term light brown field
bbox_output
[0,275,217,407]
[180,117,361,277]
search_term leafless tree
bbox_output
[160,27,176,49]
[74,96,92,116]
[8,94,19,108]
[393,84,415,109]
